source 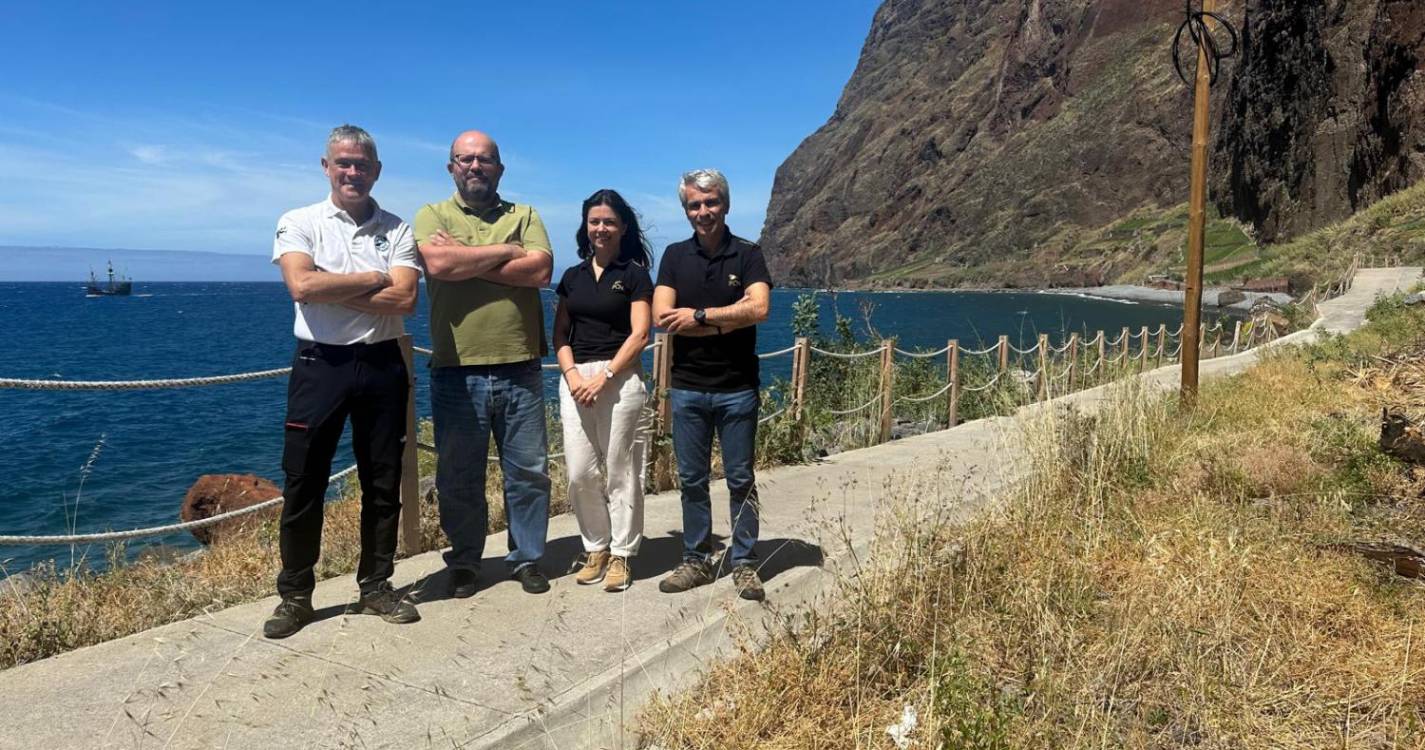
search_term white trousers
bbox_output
[558,361,648,557]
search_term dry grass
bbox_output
[640,301,1425,748]
[0,457,569,671]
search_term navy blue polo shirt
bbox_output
[655,232,774,392]
[555,257,653,363]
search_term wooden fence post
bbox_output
[652,333,675,491]
[1036,333,1049,400]
[1199,323,1207,357]
[1231,320,1243,354]
[1210,325,1222,358]
[1067,332,1080,392]
[790,336,809,421]
[1119,326,1130,365]
[997,334,1010,374]
[879,341,894,444]
[947,340,960,428]
[1138,327,1149,371]
[1155,325,1166,369]
[1096,330,1107,382]
[397,334,421,556]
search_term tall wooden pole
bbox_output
[397,334,421,555]
[1181,0,1217,407]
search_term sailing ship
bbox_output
[85,261,132,296]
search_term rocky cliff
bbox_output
[762,0,1425,288]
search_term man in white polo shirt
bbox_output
[265,124,421,639]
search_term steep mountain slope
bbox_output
[762,0,1425,289]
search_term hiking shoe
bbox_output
[352,584,421,624]
[604,555,632,592]
[658,560,715,593]
[264,596,315,639]
[732,564,765,601]
[448,568,479,599]
[513,565,550,594]
[575,550,610,585]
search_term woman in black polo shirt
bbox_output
[553,189,654,592]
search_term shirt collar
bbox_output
[580,255,630,276]
[324,196,382,227]
[690,231,737,260]
[452,191,507,218]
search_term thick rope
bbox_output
[958,344,1001,356]
[810,345,887,359]
[892,381,954,405]
[825,393,883,416]
[0,368,292,391]
[892,345,953,358]
[757,346,799,359]
[757,408,788,425]
[0,463,359,546]
[1007,342,1040,356]
[962,371,1005,394]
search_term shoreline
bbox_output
[1034,284,1294,314]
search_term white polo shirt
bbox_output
[271,197,420,345]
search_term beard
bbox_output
[457,175,498,206]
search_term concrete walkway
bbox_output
[0,268,1416,750]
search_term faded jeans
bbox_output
[669,387,760,568]
[431,359,550,573]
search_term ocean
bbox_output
[0,282,1188,575]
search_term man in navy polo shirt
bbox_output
[652,168,772,601]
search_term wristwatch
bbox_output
[603,366,616,380]
[693,308,707,326]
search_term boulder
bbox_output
[180,474,282,546]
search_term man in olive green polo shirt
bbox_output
[416,130,555,596]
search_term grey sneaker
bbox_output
[352,584,421,624]
[732,564,765,601]
[658,560,715,593]
[264,596,315,639]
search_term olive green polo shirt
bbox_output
[413,193,553,367]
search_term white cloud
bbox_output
[129,145,167,164]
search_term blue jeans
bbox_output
[669,388,760,567]
[431,359,550,572]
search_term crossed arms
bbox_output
[417,231,553,288]
[651,282,771,337]
[277,252,419,315]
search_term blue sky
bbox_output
[0,1,880,280]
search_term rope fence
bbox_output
[0,462,359,546]
[6,265,1357,546]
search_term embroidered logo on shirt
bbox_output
[374,234,390,252]
[728,274,741,287]
[611,280,626,292]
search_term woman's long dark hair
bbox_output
[575,189,653,267]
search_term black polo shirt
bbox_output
[655,232,774,392]
[555,257,653,363]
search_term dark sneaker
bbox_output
[448,568,479,599]
[263,596,315,639]
[352,584,421,624]
[658,560,715,594]
[512,565,550,594]
[732,564,765,601]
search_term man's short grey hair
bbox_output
[678,168,729,206]
[326,124,378,160]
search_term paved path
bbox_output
[0,268,1416,750]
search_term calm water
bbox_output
[0,282,1186,574]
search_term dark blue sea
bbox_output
[0,282,1186,575]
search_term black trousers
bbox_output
[277,338,409,598]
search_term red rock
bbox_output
[179,474,282,545]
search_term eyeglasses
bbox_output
[450,154,500,170]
